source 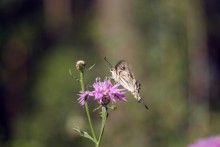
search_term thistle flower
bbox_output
[188,136,220,147]
[77,77,126,106]
[92,77,127,106]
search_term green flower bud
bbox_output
[76,60,86,72]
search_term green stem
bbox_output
[96,107,107,147]
[79,72,85,92]
[79,71,97,143]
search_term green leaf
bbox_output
[69,68,72,76]
[93,105,102,112]
[74,126,96,143]
[108,105,117,110]
[86,64,95,71]
[69,68,79,82]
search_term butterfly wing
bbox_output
[115,61,133,90]
[115,60,135,79]
[114,60,142,102]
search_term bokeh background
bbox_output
[1,0,220,147]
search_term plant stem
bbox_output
[96,107,107,147]
[79,72,85,92]
[79,71,97,143]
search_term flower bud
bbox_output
[76,60,86,72]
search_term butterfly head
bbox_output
[110,68,118,81]
[110,68,114,72]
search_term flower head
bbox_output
[92,77,127,105]
[77,77,126,106]
[188,136,220,147]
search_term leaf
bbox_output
[69,68,80,82]
[108,105,117,110]
[86,64,95,71]
[74,126,96,143]
[93,105,102,112]
[69,68,73,76]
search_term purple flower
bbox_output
[77,90,93,106]
[92,77,127,105]
[188,136,220,147]
[77,77,126,106]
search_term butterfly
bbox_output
[104,57,148,109]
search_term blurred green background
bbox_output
[1,0,220,147]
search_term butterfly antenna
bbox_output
[143,103,149,110]
[139,100,149,110]
[104,57,113,68]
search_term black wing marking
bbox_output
[115,60,135,79]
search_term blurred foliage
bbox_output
[1,0,220,147]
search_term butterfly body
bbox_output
[110,60,142,102]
